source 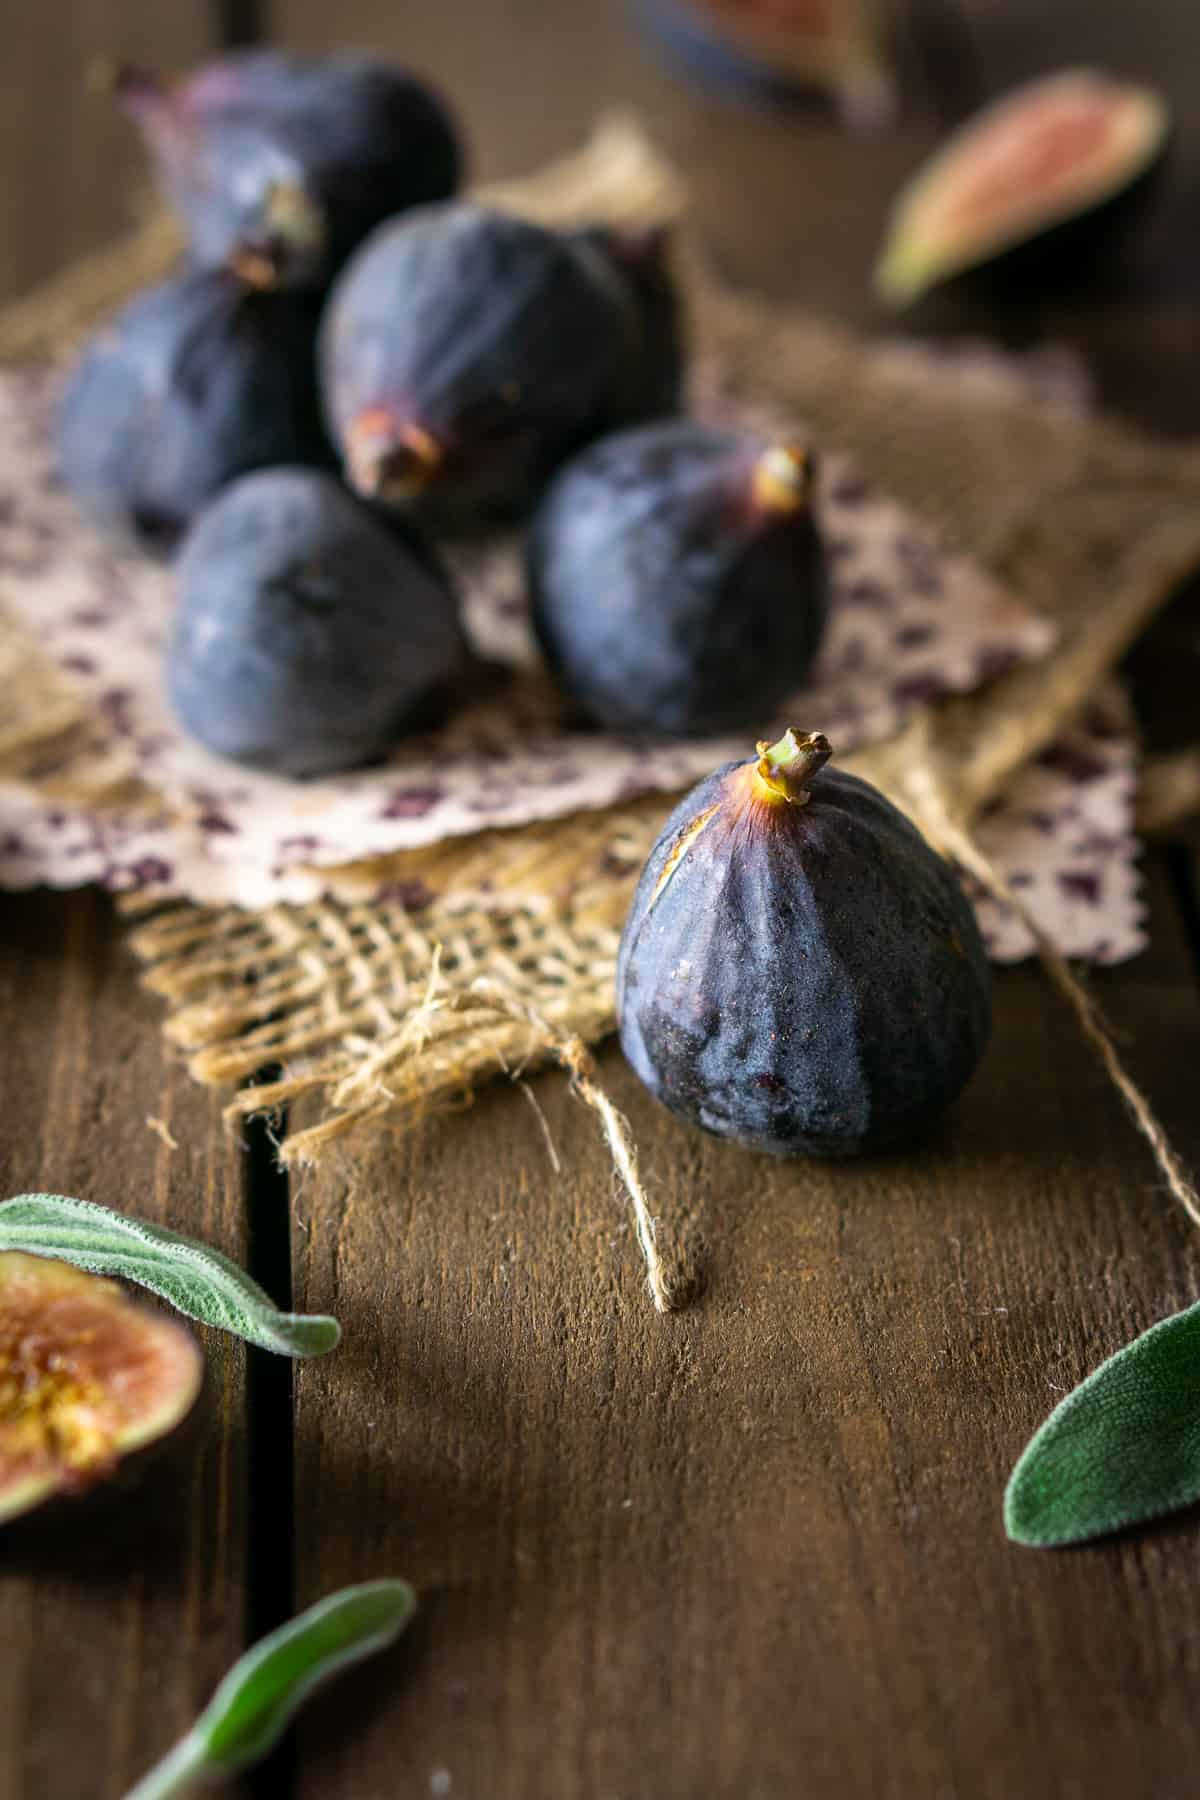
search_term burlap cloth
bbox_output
[4,118,1200,1172]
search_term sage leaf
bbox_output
[1005,1300,1200,1547]
[0,1194,339,1357]
[124,1581,416,1799]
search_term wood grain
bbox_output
[0,1,213,305]
[286,862,1200,1800]
[261,4,1200,1796]
[3,0,1200,1795]
[0,893,251,1800]
[0,8,252,1799]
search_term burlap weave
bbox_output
[5,118,1200,1167]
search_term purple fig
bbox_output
[320,202,676,531]
[57,268,333,555]
[113,50,462,291]
[529,420,828,737]
[617,730,992,1155]
[167,468,463,777]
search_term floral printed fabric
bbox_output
[0,354,1143,961]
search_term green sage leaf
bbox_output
[124,1581,416,1799]
[0,1194,339,1357]
[1005,1300,1200,1547]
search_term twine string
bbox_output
[469,978,674,1313]
[906,767,1200,1234]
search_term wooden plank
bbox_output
[287,862,1200,1799]
[0,1,213,304]
[268,4,1200,1794]
[0,10,249,1797]
[0,892,252,1800]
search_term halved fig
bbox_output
[0,1252,203,1526]
[639,0,894,128]
[875,69,1169,306]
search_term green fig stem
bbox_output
[752,445,814,513]
[753,729,833,805]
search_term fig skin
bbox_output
[529,422,828,738]
[167,467,463,777]
[57,268,333,556]
[115,51,462,291]
[617,731,992,1155]
[0,1252,203,1528]
[570,224,686,426]
[320,202,653,531]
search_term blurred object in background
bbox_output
[634,0,896,128]
[875,68,1170,308]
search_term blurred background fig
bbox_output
[636,0,896,129]
[57,268,333,555]
[875,68,1169,306]
[617,730,992,1155]
[0,1252,202,1528]
[570,224,686,425]
[113,50,462,291]
[167,467,463,776]
[529,421,828,737]
[320,201,675,531]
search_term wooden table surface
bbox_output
[4,4,1200,1797]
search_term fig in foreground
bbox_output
[530,422,828,738]
[0,1252,202,1526]
[617,731,992,1155]
[875,68,1169,307]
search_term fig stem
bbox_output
[262,179,326,251]
[752,444,813,513]
[348,415,443,501]
[754,728,833,805]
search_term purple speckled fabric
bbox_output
[0,350,1144,961]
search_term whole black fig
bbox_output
[114,51,461,291]
[320,202,668,530]
[529,421,828,737]
[617,730,992,1155]
[57,269,332,555]
[167,468,462,776]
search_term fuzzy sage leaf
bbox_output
[1005,1300,1200,1547]
[124,1580,416,1799]
[0,1194,339,1357]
